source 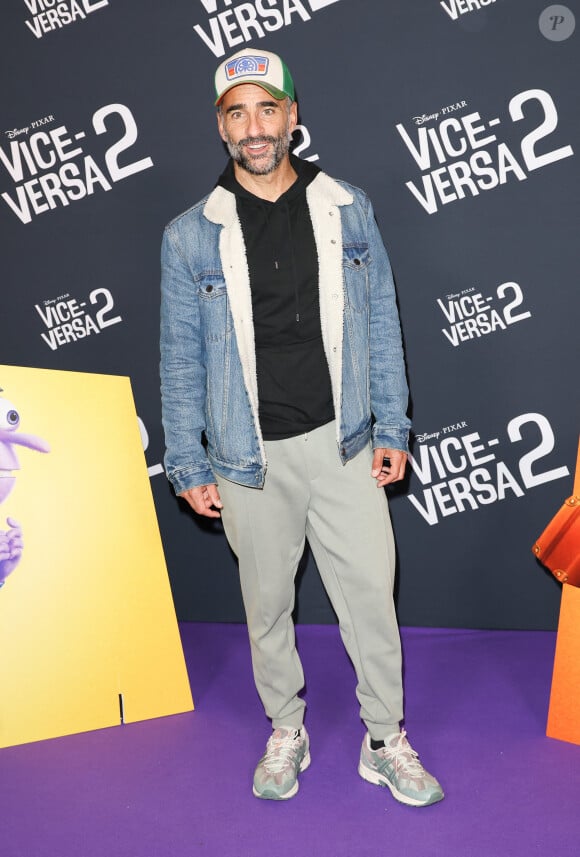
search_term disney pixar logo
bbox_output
[412,100,468,126]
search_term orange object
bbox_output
[547,583,580,745]
[532,439,580,586]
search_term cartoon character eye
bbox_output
[0,398,20,430]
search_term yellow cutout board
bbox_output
[547,583,580,746]
[0,365,193,749]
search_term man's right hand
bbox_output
[179,484,223,518]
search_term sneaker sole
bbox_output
[358,761,444,807]
[253,751,311,801]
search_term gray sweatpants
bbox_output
[216,420,403,740]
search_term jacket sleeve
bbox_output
[160,224,216,493]
[364,195,411,453]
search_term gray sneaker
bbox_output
[358,730,444,807]
[252,726,310,800]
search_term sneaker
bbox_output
[252,726,310,800]
[358,730,444,807]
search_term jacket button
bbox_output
[206,285,213,292]
[354,259,361,266]
[331,239,336,245]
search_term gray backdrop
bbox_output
[1,0,579,629]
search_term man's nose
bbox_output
[246,111,265,137]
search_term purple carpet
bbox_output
[2,623,579,857]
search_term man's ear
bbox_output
[216,110,227,143]
[288,101,298,136]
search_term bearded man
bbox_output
[160,47,443,807]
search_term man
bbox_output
[160,47,443,807]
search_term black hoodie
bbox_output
[217,155,335,440]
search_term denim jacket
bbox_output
[160,170,410,493]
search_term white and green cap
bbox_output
[214,48,295,106]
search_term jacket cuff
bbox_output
[371,425,410,454]
[167,463,217,495]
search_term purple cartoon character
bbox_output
[0,392,50,588]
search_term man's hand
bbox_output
[179,484,223,518]
[371,448,407,487]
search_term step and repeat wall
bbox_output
[1,0,578,629]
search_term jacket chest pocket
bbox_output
[197,276,233,341]
[343,244,370,314]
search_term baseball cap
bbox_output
[214,48,295,106]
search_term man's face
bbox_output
[217,83,298,176]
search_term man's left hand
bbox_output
[371,448,407,487]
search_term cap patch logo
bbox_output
[225,55,269,80]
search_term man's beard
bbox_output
[225,131,291,176]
